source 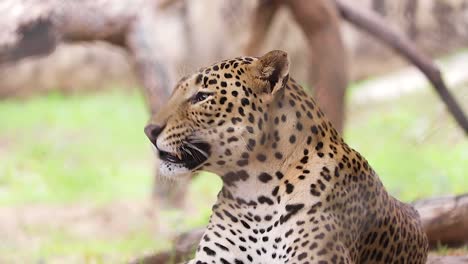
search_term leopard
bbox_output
[144,50,429,263]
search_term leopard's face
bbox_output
[145,51,289,178]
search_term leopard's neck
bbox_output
[209,79,339,208]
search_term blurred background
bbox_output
[0,0,467,263]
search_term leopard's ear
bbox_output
[251,50,290,95]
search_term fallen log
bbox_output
[130,228,204,264]
[413,194,468,248]
[427,255,468,264]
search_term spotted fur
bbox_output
[145,50,429,263]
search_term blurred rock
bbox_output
[0,42,137,98]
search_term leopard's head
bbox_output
[145,50,289,178]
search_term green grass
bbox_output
[345,85,467,201]
[0,91,153,205]
[0,84,466,262]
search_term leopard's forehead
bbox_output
[201,56,257,74]
[177,56,258,88]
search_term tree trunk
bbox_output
[286,0,348,134]
[245,0,348,134]
[404,0,419,39]
[372,0,387,16]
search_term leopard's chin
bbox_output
[157,159,192,178]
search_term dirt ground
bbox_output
[0,200,158,242]
[0,199,164,263]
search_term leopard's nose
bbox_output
[144,124,165,145]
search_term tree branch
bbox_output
[0,0,172,113]
[334,0,468,135]
[0,17,57,64]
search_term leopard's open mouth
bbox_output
[158,142,211,170]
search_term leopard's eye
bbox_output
[191,92,212,104]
